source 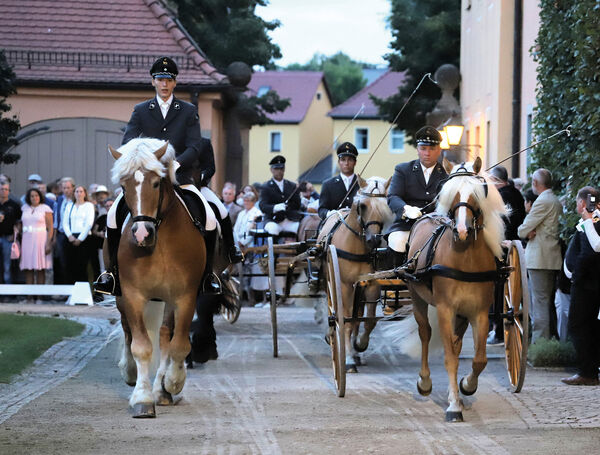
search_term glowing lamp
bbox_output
[439,130,450,149]
[444,124,464,146]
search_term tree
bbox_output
[168,0,282,72]
[286,52,367,106]
[0,50,20,167]
[373,0,460,142]
[533,0,600,236]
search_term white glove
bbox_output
[326,210,335,218]
[274,203,286,213]
[402,205,422,220]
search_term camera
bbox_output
[586,194,597,213]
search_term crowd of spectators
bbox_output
[0,173,115,302]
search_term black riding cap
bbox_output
[415,126,442,146]
[269,155,286,168]
[150,57,178,79]
[336,142,358,159]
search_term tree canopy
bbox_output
[168,0,281,72]
[533,0,600,235]
[0,50,20,168]
[285,52,367,106]
[373,0,460,142]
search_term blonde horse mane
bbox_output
[354,176,394,228]
[111,138,177,185]
[435,164,507,258]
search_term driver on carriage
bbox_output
[94,56,242,296]
[386,126,448,265]
[259,155,303,238]
[318,142,359,219]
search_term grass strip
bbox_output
[0,313,84,383]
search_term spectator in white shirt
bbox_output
[62,185,95,284]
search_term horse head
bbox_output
[109,138,176,250]
[437,157,507,256]
[354,175,393,249]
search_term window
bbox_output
[257,85,271,97]
[316,92,322,100]
[389,128,405,154]
[270,131,281,152]
[355,127,369,153]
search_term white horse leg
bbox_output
[460,311,489,396]
[413,300,432,395]
[437,305,463,422]
[342,285,358,372]
[153,324,174,405]
[128,311,156,418]
[164,295,196,395]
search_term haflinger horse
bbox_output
[405,157,507,422]
[319,176,393,372]
[108,138,206,418]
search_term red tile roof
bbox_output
[247,71,329,124]
[328,70,407,119]
[0,0,226,87]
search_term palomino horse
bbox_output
[108,138,206,418]
[406,157,507,422]
[319,176,393,371]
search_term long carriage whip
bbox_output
[283,103,366,205]
[336,73,438,208]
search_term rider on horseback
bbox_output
[94,56,242,296]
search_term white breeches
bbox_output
[107,185,217,232]
[264,219,300,236]
[388,230,410,253]
[200,186,228,219]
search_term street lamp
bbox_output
[439,130,450,150]
[444,118,464,146]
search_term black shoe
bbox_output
[228,245,244,264]
[93,270,121,296]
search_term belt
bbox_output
[23,226,46,233]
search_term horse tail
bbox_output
[381,305,443,359]
[144,300,165,376]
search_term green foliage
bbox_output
[168,0,281,72]
[527,338,576,368]
[237,89,290,125]
[534,1,600,237]
[285,52,367,106]
[0,50,21,167]
[0,313,84,383]
[374,0,460,142]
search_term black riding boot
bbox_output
[202,229,221,294]
[93,227,122,296]
[220,215,243,264]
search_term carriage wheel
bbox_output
[220,271,241,324]
[267,236,278,358]
[327,245,346,397]
[503,240,530,393]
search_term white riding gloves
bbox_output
[273,203,287,213]
[402,205,422,220]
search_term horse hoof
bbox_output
[459,377,476,396]
[417,382,432,396]
[131,403,156,418]
[445,411,464,423]
[346,363,358,373]
[353,339,368,353]
[156,391,173,406]
[353,355,362,366]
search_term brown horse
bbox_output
[405,157,507,422]
[108,138,206,418]
[319,176,393,371]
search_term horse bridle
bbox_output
[341,189,387,240]
[128,178,173,229]
[443,166,486,238]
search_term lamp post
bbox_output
[425,64,465,162]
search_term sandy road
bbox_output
[1,304,600,454]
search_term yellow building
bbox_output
[328,71,417,182]
[460,0,539,178]
[247,71,333,186]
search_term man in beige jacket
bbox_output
[518,168,563,343]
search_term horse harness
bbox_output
[320,189,387,263]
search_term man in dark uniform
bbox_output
[94,56,241,295]
[386,126,448,263]
[318,142,359,219]
[259,155,303,236]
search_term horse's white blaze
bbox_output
[134,170,144,215]
[456,188,469,240]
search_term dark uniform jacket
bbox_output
[259,179,302,223]
[498,184,526,240]
[565,222,600,290]
[122,96,206,186]
[318,174,358,219]
[387,159,447,232]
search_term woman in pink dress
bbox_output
[19,188,53,287]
